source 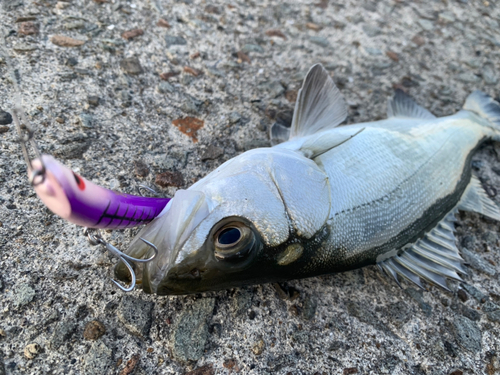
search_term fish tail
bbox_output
[463,91,500,136]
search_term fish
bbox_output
[115,63,500,295]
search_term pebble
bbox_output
[264,81,285,98]
[118,354,140,375]
[65,57,78,66]
[487,310,500,323]
[185,364,214,375]
[157,81,175,94]
[411,35,425,46]
[65,21,85,30]
[227,112,241,124]
[87,96,99,107]
[457,289,468,302]
[266,29,287,39]
[165,35,187,47]
[364,47,382,55]
[117,296,155,337]
[18,21,39,35]
[133,160,149,178]
[483,63,498,85]
[309,36,330,48]
[200,144,224,161]
[457,72,481,83]
[362,24,382,37]
[51,35,85,47]
[231,288,253,317]
[439,11,455,23]
[83,320,106,340]
[13,43,38,52]
[172,117,204,143]
[252,338,265,355]
[83,342,113,374]
[483,301,500,313]
[418,19,434,31]
[0,111,12,125]
[120,57,143,75]
[240,44,264,54]
[453,316,482,352]
[461,283,487,303]
[78,113,93,129]
[13,283,35,307]
[155,171,185,187]
[302,295,318,320]
[122,28,144,40]
[53,139,90,159]
[23,343,41,359]
[461,248,496,276]
[157,19,170,28]
[172,298,215,362]
[0,126,9,133]
[386,51,399,62]
[50,319,77,350]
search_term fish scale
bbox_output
[115,64,500,295]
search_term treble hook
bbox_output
[136,184,159,197]
[84,228,158,292]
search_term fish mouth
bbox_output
[114,189,210,294]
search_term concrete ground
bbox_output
[1,0,500,374]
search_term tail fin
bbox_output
[463,91,500,129]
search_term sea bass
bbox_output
[116,64,500,295]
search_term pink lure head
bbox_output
[30,155,170,229]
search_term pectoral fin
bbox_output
[299,127,365,159]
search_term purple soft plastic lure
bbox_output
[31,155,171,229]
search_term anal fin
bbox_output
[458,175,500,220]
[378,208,466,291]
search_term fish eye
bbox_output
[217,227,242,246]
[214,222,255,261]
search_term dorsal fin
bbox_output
[289,64,347,139]
[387,89,436,119]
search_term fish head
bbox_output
[116,148,331,294]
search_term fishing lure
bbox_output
[11,93,170,291]
[113,64,500,295]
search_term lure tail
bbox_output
[463,91,500,134]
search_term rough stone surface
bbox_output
[172,298,215,362]
[83,341,112,375]
[453,316,482,353]
[50,319,77,350]
[117,296,154,337]
[1,1,500,374]
[13,283,35,306]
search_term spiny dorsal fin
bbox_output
[458,175,500,220]
[387,89,436,119]
[290,64,347,139]
[378,209,466,291]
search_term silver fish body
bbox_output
[116,64,500,295]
